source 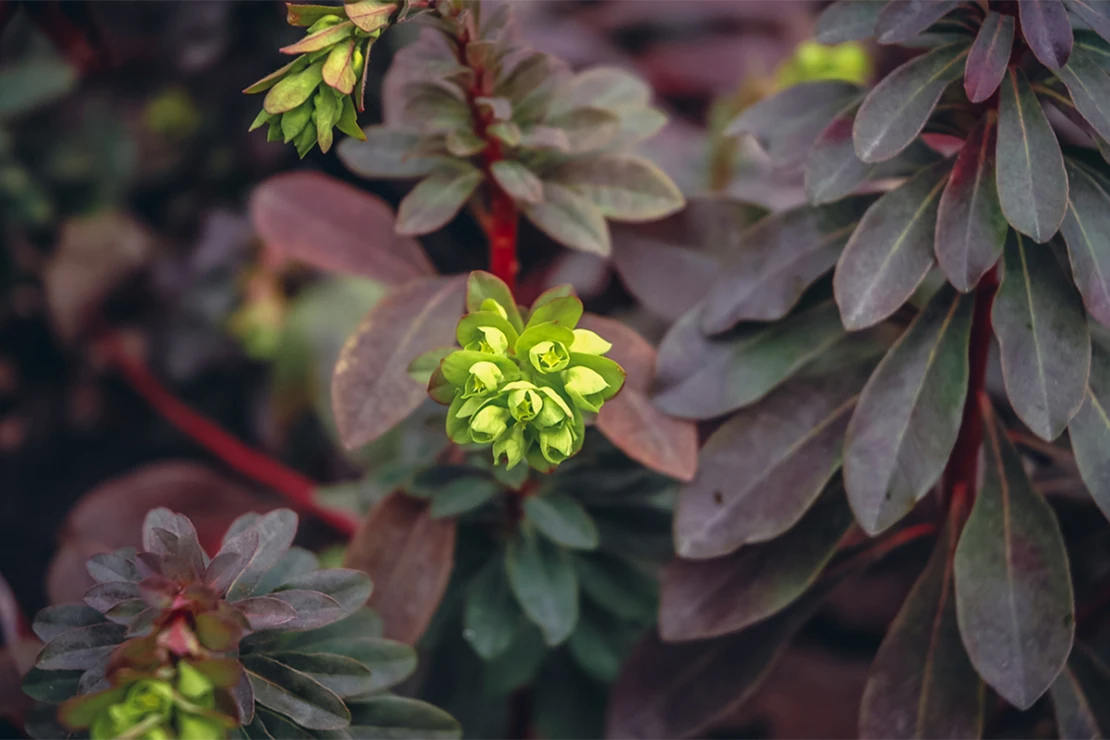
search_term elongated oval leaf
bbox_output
[396,165,483,236]
[337,126,443,180]
[36,623,126,671]
[333,275,466,449]
[816,0,883,44]
[1021,0,1073,70]
[675,369,865,559]
[464,559,521,661]
[506,531,578,646]
[346,696,462,739]
[875,0,962,45]
[992,232,1090,441]
[1049,642,1110,738]
[343,492,456,645]
[703,197,870,332]
[1068,0,1110,44]
[965,11,1014,103]
[728,81,863,169]
[860,506,984,739]
[662,490,854,641]
[244,655,350,730]
[845,286,972,535]
[834,161,951,330]
[597,388,697,483]
[1059,46,1110,152]
[574,554,657,623]
[267,652,374,698]
[33,604,107,643]
[805,106,870,206]
[490,160,542,205]
[954,399,1075,710]
[655,301,847,420]
[1061,160,1110,326]
[523,493,599,550]
[935,116,1007,291]
[548,155,684,222]
[1069,331,1110,520]
[854,42,969,163]
[523,182,611,256]
[997,67,1069,243]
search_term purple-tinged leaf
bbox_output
[252,548,320,597]
[805,105,869,205]
[21,667,82,704]
[125,608,157,637]
[673,369,866,559]
[727,81,863,169]
[522,182,612,256]
[1069,330,1110,520]
[1049,642,1110,737]
[1021,0,1073,69]
[85,550,139,585]
[1068,0,1110,44]
[854,42,969,163]
[993,232,1090,440]
[834,160,951,330]
[1061,161,1110,326]
[845,286,972,535]
[816,0,883,44]
[77,665,109,694]
[32,604,106,643]
[235,596,298,631]
[654,302,847,421]
[223,509,299,602]
[345,696,462,738]
[1056,45,1110,142]
[276,569,372,620]
[337,126,444,180]
[954,398,1074,710]
[332,276,467,449]
[1076,29,1110,72]
[83,581,141,615]
[396,163,484,236]
[244,654,351,730]
[282,636,415,693]
[267,590,345,631]
[231,671,255,725]
[35,623,125,670]
[935,115,1008,291]
[859,502,983,739]
[875,0,962,45]
[204,530,259,596]
[267,652,374,698]
[662,490,854,641]
[547,155,685,222]
[997,68,1069,243]
[279,20,355,55]
[702,197,871,332]
[964,11,1014,103]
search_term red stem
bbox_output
[941,265,1000,511]
[98,335,359,538]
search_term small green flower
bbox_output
[89,679,174,740]
[507,382,544,422]
[562,366,609,413]
[466,325,510,355]
[469,405,511,444]
[529,340,571,374]
[464,360,504,398]
[493,423,526,469]
[538,423,575,464]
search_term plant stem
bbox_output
[942,265,1000,512]
[97,334,359,538]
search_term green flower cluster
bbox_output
[244,1,408,157]
[429,280,625,472]
[69,662,233,740]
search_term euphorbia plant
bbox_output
[604,1,1110,738]
[22,508,458,739]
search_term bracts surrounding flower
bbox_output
[421,271,625,473]
[22,508,460,739]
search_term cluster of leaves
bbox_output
[245,1,423,157]
[334,0,684,253]
[23,508,459,739]
[423,271,625,472]
[603,1,1110,737]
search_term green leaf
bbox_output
[655,301,846,420]
[345,696,461,739]
[323,39,357,96]
[935,115,1008,291]
[845,286,972,535]
[464,558,521,660]
[1068,0,1110,45]
[1020,0,1073,70]
[567,609,629,684]
[1069,331,1110,520]
[466,270,525,332]
[277,637,415,694]
[265,653,375,698]
[549,66,650,114]
[483,625,547,696]
[332,276,467,448]
[875,0,962,44]
[525,294,583,330]
[545,107,621,153]
[997,67,1068,243]
[0,57,77,118]
[1049,643,1110,738]
[573,554,657,623]
[728,81,862,169]
[674,369,865,558]
[965,11,1014,103]
[993,232,1090,441]
[547,155,684,222]
[853,42,969,163]
[491,160,543,205]
[522,182,611,256]
[953,399,1075,710]
[662,489,854,641]
[816,0,883,44]
[1060,48,1110,159]
[523,493,599,550]
[429,477,502,518]
[1062,161,1110,326]
[280,19,355,54]
[833,161,951,330]
[337,126,443,179]
[396,164,484,236]
[859,507,984,739]
[505,530,579,645]
[264,61,324,115]
[276,569,372,618]
[244,655,351,730]
[701,197,869,331]
[398,83,471,135]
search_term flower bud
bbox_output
[534,386,572,427]
[539,423,574,464]
[466,326,509,355]
[469,405,510,444]
[508,385,543,422]
[562,366,609,412]
[463,361,504,398]
[493,423,526,469]
[529,340,571,374]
